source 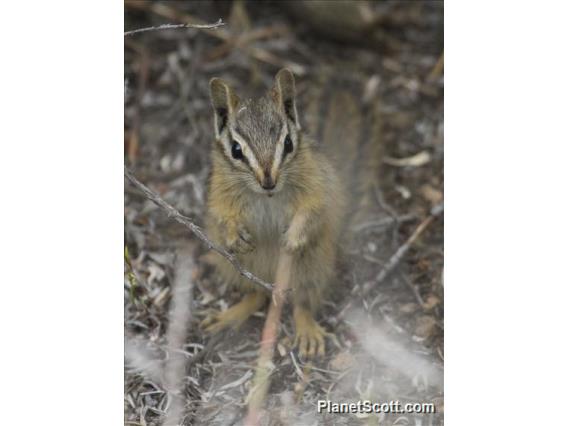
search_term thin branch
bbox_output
[124,20,225,37]
[337,203,443,321]
[361,204,443,296]
[351,213,416,233]
[427,51,444,81]
[245,250,293,426]
[400,272,425,307]
[125,1,306,75]
[124,167,274,292]
[204,25,289,62]
[375,186,402,247]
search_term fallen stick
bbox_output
[337,203,443,321]
[163,245,196,426]
[125,167,274,292]
[245,250,293,426]
[361,203,443,296]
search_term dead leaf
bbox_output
[363,75,381,104]
[422,295,441,311]
[147,262,165,286]
[415,315,437,338]
[420,183,443,205]
[384,150,431,167]
[153,287,170,307]
[395,184,412,199]
[218,370,253,391]
[277,342,287,358]
[329,350,355,371]
[400,303,419,314]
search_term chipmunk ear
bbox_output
[209,78,240,138]
[273,68,299,129]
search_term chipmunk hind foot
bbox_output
[293,305,339,359]
[201,291,267,334]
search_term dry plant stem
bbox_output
[338,204,444,321]
[245,251,293,426]
[124,20,225,36]
[163,245,195,426]
[428,51,444,81]
[125,167,274,292]
[125,0,306,75]
[363,203,443,296]
[351,213,415,233]
[205,25,289,61]
[293,362,313,403]
[124,39,150,165]
[361,208,440,296]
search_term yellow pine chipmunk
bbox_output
[201,68,381,358]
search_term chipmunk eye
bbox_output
[284,134,293,155]
[231,141,243,160]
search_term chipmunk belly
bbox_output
[237,194,291,289]
[246,194,289,241]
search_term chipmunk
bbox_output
[201,68,381,358]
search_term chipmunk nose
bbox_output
[261,169,276,190]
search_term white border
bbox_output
[1,2,567,425]
[0,2,123,425]
[446,2,568,424]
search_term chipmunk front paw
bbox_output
[283,228,308,253]
[226,226,255,254]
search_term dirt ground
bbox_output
[124,2,443,425]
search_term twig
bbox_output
[427,51,444,81]
[124,245,140,305]
[351,213,415,233]
[400,272,425,307]
[125,0,306,75]
[245,251,293,426]
[204,25,289,62]
[375,187,402,247]
[124,39,150,165]
[125,167,274,292]
[124,20,225,37]
[361,205,442,296]
[337,203,443,320]
[293,361,312,404]
[186,333,224,370]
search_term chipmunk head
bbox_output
[209,69,301,196]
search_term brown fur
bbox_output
[203,69,380,357]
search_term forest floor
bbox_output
[124,2,443,425]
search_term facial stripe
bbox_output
[226,130,262,178]
[271,125,288,179]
